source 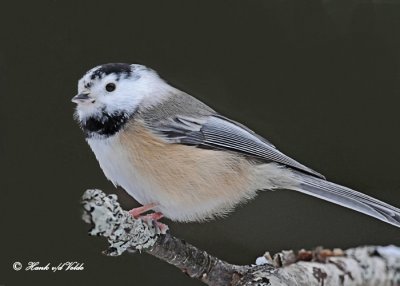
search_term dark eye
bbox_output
[105,83,116,92]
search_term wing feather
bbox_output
[150,114,325,179]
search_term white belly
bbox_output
[87,136,155,206]
[86,130,296,222]
[86,134,255,221]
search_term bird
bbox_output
[72,63,400,227]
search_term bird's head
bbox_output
[72,63,167,123]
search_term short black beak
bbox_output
[71,93,91,103]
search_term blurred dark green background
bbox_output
[1,0,400,285]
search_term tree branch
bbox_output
[82,189,400,286]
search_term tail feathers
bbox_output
[292,173,400,227]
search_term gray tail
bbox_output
[292,172,400,227]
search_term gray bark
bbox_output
[82,189,400,286]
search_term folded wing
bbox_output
[149,114,325,179]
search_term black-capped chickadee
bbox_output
[72,63,400,227]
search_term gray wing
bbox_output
[149,114,325,179]
[147,111,400,227]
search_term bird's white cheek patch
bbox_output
[76,103,103,122]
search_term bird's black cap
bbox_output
[90,63,132,80]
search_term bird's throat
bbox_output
[81,110,131,138]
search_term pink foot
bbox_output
[142,212,164,221]
[128,203,157,218]
[138,212,168,234]
[154,221,169,234]
[128,204,168,233]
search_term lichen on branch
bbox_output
[82,189,163,256]
[81,189,400,286]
